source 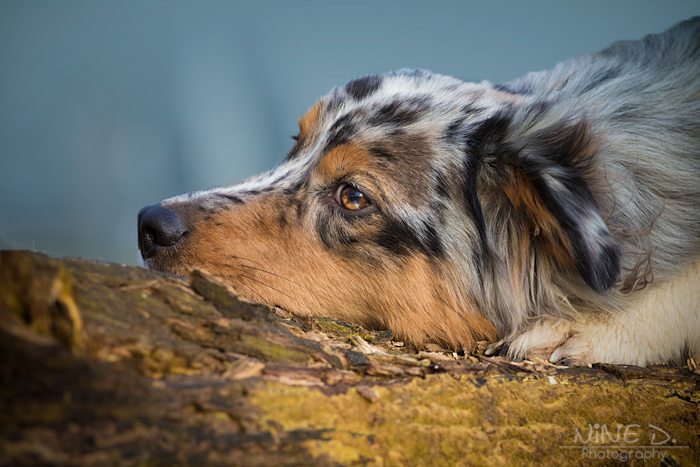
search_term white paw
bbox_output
[547,336,593,365]
[507,319,595,365]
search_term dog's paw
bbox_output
[507,319,596,366]
[547,336,593,365]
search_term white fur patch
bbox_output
[510,257,700,366]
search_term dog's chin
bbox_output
[142,255,189,277]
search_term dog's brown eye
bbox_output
[335,184,370,211]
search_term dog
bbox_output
[138,18,700,366]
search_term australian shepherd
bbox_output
[138,18,700,366]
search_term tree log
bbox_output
[0,251,698,466]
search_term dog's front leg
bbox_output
[508,260,700,366]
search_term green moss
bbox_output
[315,317,357,335]
[313,317,377,342]
[238,334,312,363]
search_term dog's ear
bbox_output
[471,111,621,293]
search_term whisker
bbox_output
[238,264,318,295]
[205,258,322,316]
[232,279,271,306]
[218,256,325,304]
[238,273,318,316]
[227,254,265,268]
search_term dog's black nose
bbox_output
[138,204,187,258]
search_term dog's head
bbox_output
[138,70,621,350]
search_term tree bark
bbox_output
[1,251,698,466]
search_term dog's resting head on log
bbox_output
[139,18,700,366]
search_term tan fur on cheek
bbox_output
[311,254,499,350]
[359,257,498,350]
[177,195,496,351]
[178,197,336,314]
[176,195,394,325]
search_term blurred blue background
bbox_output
[1,1,699,265]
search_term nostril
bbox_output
[140,225,158,251]
[137,204,187,258]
